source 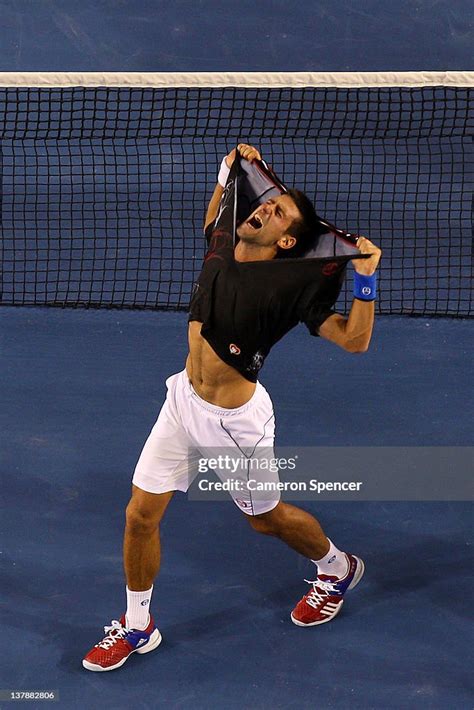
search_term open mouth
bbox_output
[247,213,263,230]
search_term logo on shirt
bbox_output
[247,350,264,373]
[229,343,241,355]
[322,262,339,276]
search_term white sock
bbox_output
[125,585,153,630]
[312,539,349,579]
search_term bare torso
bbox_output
[186,321,256,408]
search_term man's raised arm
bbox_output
[318,237,382,353]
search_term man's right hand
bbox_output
[206,145,262,231]
[225,144,262,168]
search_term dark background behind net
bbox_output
[1,86,472,316]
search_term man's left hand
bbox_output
[353,237,382,276]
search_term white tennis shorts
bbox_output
[132,369,280,515]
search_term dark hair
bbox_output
[276,188,325,258]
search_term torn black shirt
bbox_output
[189,228,350,383]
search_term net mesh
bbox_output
[1,84,472,316]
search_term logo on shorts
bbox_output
[229,343,241,355]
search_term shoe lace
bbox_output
[303,578,339,609]
[97,619,130,649]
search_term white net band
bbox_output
[0,70,472,88]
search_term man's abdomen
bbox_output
[187,321,256,408]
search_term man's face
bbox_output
[236,194,301,249]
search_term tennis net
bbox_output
[0,72,472,316]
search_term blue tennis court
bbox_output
[1,308,472,708]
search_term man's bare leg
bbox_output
[82,485,173,671]
[124,485,174,590]
[247,501,365,627]
[248,501,330,559]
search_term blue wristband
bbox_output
[353,272,377,301]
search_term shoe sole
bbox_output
[291,556,365,628]
[82,629,162,672]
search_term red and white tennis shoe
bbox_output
[82,615,161,671]
[291,554,365,627]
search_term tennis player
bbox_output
[83,144,381,671]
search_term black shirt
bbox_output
[189,227,350,383]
